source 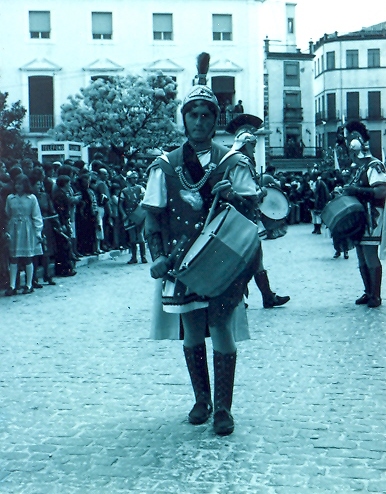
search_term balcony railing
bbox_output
[29,114,54,133]
[283,107,303,122]
[269,146,323,159]
[217,112,243,129]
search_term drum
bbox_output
[321,195,366,244]
[259,187,290,220]
[173,204,260,298]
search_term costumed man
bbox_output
[343,120,386,308]
[142,53,259,436]
[119,171,147,264]
[226,114,290,309]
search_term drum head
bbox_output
[259,188,289,220]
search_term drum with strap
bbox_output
[258,186,290,236]
[259,186,290,221]
[321,194,366,247]
[173,204,260,298]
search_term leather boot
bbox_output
[127,244,138,264]
[183,344,213,425]
[355,265,372,305]
[213,350,236,436]
[367,265,382,308]
[139,242,147,263]
[254,270,290,308]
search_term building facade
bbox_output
[0,0,271,161]
[313,23,386,162]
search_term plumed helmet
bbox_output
[181,85,220,119]
[345,120,371,159]
[231,131,257,151]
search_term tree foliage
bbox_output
[0,91,34,167]
[52,72,183,158]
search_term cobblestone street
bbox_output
[1,224,385,493]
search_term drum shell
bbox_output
[321,195,366,241]
[174,204,260,298]
[259,187,290,220]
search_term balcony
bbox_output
[269,146,323,160]
[29,114,54,133]
[283,106,303,122]
[217,112,243,129]
[315,111,341,125]
[268,146,324,172]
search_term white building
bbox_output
[0,0,273,162]
[313,22,386,161]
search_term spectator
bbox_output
[52,175,77,277]
[30,174,60,285]
[75,171,98,256]
[233,100,244,114]
[4,174,43,295]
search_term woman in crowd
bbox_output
[30,173,59,285]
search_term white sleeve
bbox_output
[142,167,167,209]
[229,165,258,197]
[368,166,386,187]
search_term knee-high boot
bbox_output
[183,344,213,425]
[139,242,147,263]
[213,350,236,436]
[254,270,290,308]
[355,265,372,304]
[127,244,138,264]
[368,265,382,308]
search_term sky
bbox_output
[295,0,385,50]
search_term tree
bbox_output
[0,91,35,168]
[51,72,183,159]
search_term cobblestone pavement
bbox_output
[0,224,385,494]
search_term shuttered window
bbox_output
[213,14,232,41]
[29,11,50,39]
[92,12,112,40]
[153,14,173,40]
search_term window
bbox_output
[28,76,54,132]
[368,91,381,119]
[92,12,112,40]
[368,48,380,68]
[326,51,335,70]
[213,14,232,41]
[29,11,50,39]
[347,92,360,120]
[326,93,336,120]
[346,50,359,69]
[288,17,294,34]
[153,13,173,40]
[284,62,300,86]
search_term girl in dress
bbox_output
[5,174,43,295]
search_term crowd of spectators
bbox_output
[0,155,148,294]
[0,150,354,296]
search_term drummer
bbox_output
[142,53,259,436]
[226,114,290,309]
[342,120,386,308]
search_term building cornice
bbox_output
[19,58,62,72]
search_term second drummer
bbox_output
[226,113,290,309]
